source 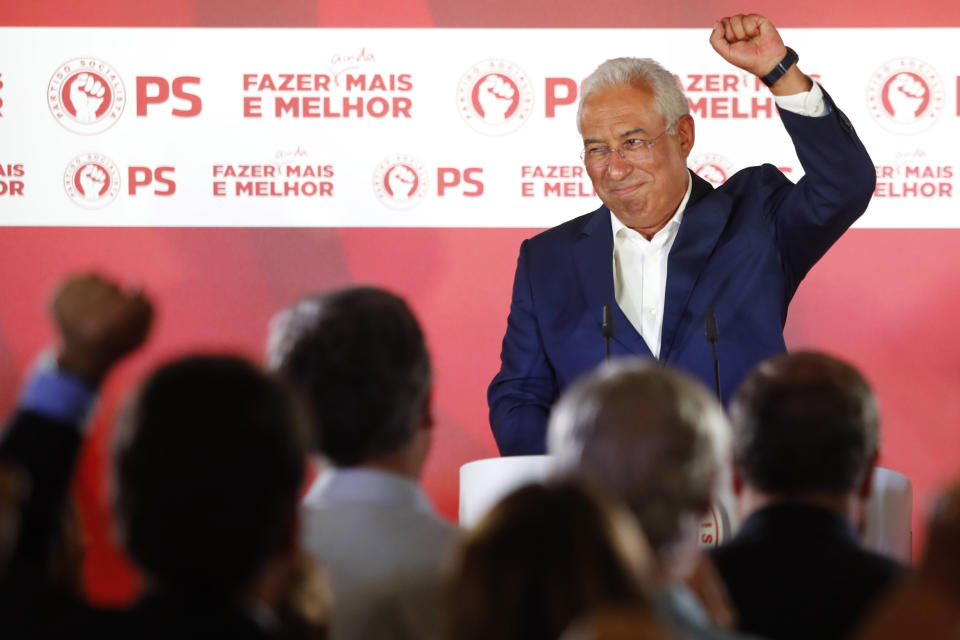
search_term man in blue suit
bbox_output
[489,14,876,455]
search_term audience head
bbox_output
[729,351,879,499]
[443,480,650,640]
[267,287,432,470]
[548,359,729,572]
[113,355,308,599]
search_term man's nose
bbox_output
[606,147,632,178]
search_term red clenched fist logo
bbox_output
[48,58,126,135]
[867,59,943,135]
[373,155,428,209]
[457,60,533,136]
[64,154,121,209]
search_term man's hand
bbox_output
[710,15,811,95]
[51,274,153,386]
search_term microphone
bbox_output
[704,308,721,403]
[602,303,614,361]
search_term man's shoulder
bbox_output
[525,206,605,249]
[712,163,789,195]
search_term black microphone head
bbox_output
[601,303,614,339]
[705,308,719,344]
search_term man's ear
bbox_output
[676,114,695,159]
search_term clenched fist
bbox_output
[79,164,106,200]
[478,74,515,124]
[709,15,811,94]
[387,165,416,200]
[69,72,106,122]
[51,274,153,385]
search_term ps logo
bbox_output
[457,60,533,136]
[373,155,428,209]
[867,58,944,135]
[48,58,126,135]
[63,153,122,209]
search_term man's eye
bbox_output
[586,147,610,156]
[622,139,645,151]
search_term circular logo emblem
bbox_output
[373,154,428,209]
[690,153,736,186]
[457,60,533,136]
[867,58,944,135]
[697,506,726,548]
[63,153,121,209]
[48,58,126,135]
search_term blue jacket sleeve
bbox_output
[768,91,876,295]
[488,240,559,455]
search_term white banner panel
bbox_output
[0,28,957,227]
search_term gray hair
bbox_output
[577,58,689,133]
[548,359,729,560]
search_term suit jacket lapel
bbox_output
[660,172,732,361]
[574,207,652,357]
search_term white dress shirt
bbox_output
[612,177,691,358]
[301,467,459,640]
[611,83,826,357]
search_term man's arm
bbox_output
[0,275,152,575]
[711,14,875,292]
[488,240,559,455]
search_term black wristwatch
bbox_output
[760,47,799,88]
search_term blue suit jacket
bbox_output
[489,97,875,455]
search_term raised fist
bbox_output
[79,164,106,201]
[477,74,515,124]
[51,274,153,385]
[888,73,926,122]
[387,165,416,200]
[710,15,788,80]
[69,72,105,122]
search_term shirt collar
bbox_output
[302,466,435,513]
[611,172,693,241]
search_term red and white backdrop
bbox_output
[3,0,960,603]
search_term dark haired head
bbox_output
[267,287,432,467]
[443,480,649,640]
[730,351,879,495]
[113,355,307,598]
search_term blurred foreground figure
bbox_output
[549,359,755,640]
[0,275,324,639]
[852,480,960,640]
[0,275,152,638]
[711,352,902,640]
[112,354,312,638]
[561,605,678,640]
[269,287,457,640]
[442,481,662,640]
